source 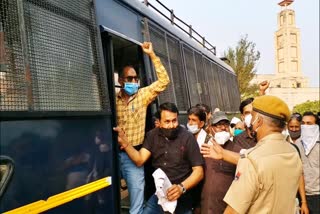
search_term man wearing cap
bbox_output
[221,95,302,214]
[201,111,242,214]
[231,81,269,151]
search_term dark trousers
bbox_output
[143,194,192,214]
[307,195,320,214]
[144,158,156,200]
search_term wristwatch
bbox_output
[178,183,186,194]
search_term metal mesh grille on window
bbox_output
[203,58,216,108]
[229,74,236,110]
[183,46,200,106]
[224,70,232,111]
[1,0,28,111]
[148,25,175,105]
[194,53,210,106]
[0,0,109,112]
[211,63,224,110]
[233,74,240,112]
[227,73,238,111]
[217,67,229,111]
[166,36,188,111]
[230,74,241,112]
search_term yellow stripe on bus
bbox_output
[4,176,112,214]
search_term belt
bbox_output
[119,144,142,152]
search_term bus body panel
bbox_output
[0,117,116,213]
[0,0,242,213]
[96,0,144,45]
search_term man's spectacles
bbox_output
[124,76,139,82]
[213,121,230,129]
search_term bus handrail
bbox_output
[3,176,112,214]
[143,0,217,55]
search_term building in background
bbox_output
[252,0,319,110]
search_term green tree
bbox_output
[292,100,320,114]
[223,35,260,99]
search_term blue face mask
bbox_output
[123,82,139,96]
[234,129,244,136]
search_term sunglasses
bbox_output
[124,76,139,82]
[213,121,230,129]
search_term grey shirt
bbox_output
[296,138,320,195]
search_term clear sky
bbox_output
[157,0,319,87]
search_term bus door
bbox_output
[100,28,158,211]
[0,0,117,213]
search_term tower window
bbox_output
[280,15,284,26]
[289,14,293,24]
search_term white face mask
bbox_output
[187,123,200,134]
[301,124,320,155]
[214,131,231,145]
[244,114,252,128]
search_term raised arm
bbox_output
[141,42,170,104]
[113,126,151,167]
[259,80,270,96]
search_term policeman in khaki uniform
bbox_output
[223,96,302,214]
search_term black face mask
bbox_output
[248,126,258,142]
[288,130,301,140]
[160,127,180,140]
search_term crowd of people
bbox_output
[113,42,319,214]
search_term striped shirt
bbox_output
[116,56,170,146]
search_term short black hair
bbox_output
[159,102,179,119]
[303,111,318,123]
[195,103,211,114]
[188,106,206,122]
[239,97,254,114]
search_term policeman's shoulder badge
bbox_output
[234,171,241,181]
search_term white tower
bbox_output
[274,0,308,88]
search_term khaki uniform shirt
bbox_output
[224,133,302,214]
[116,56,169,146]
